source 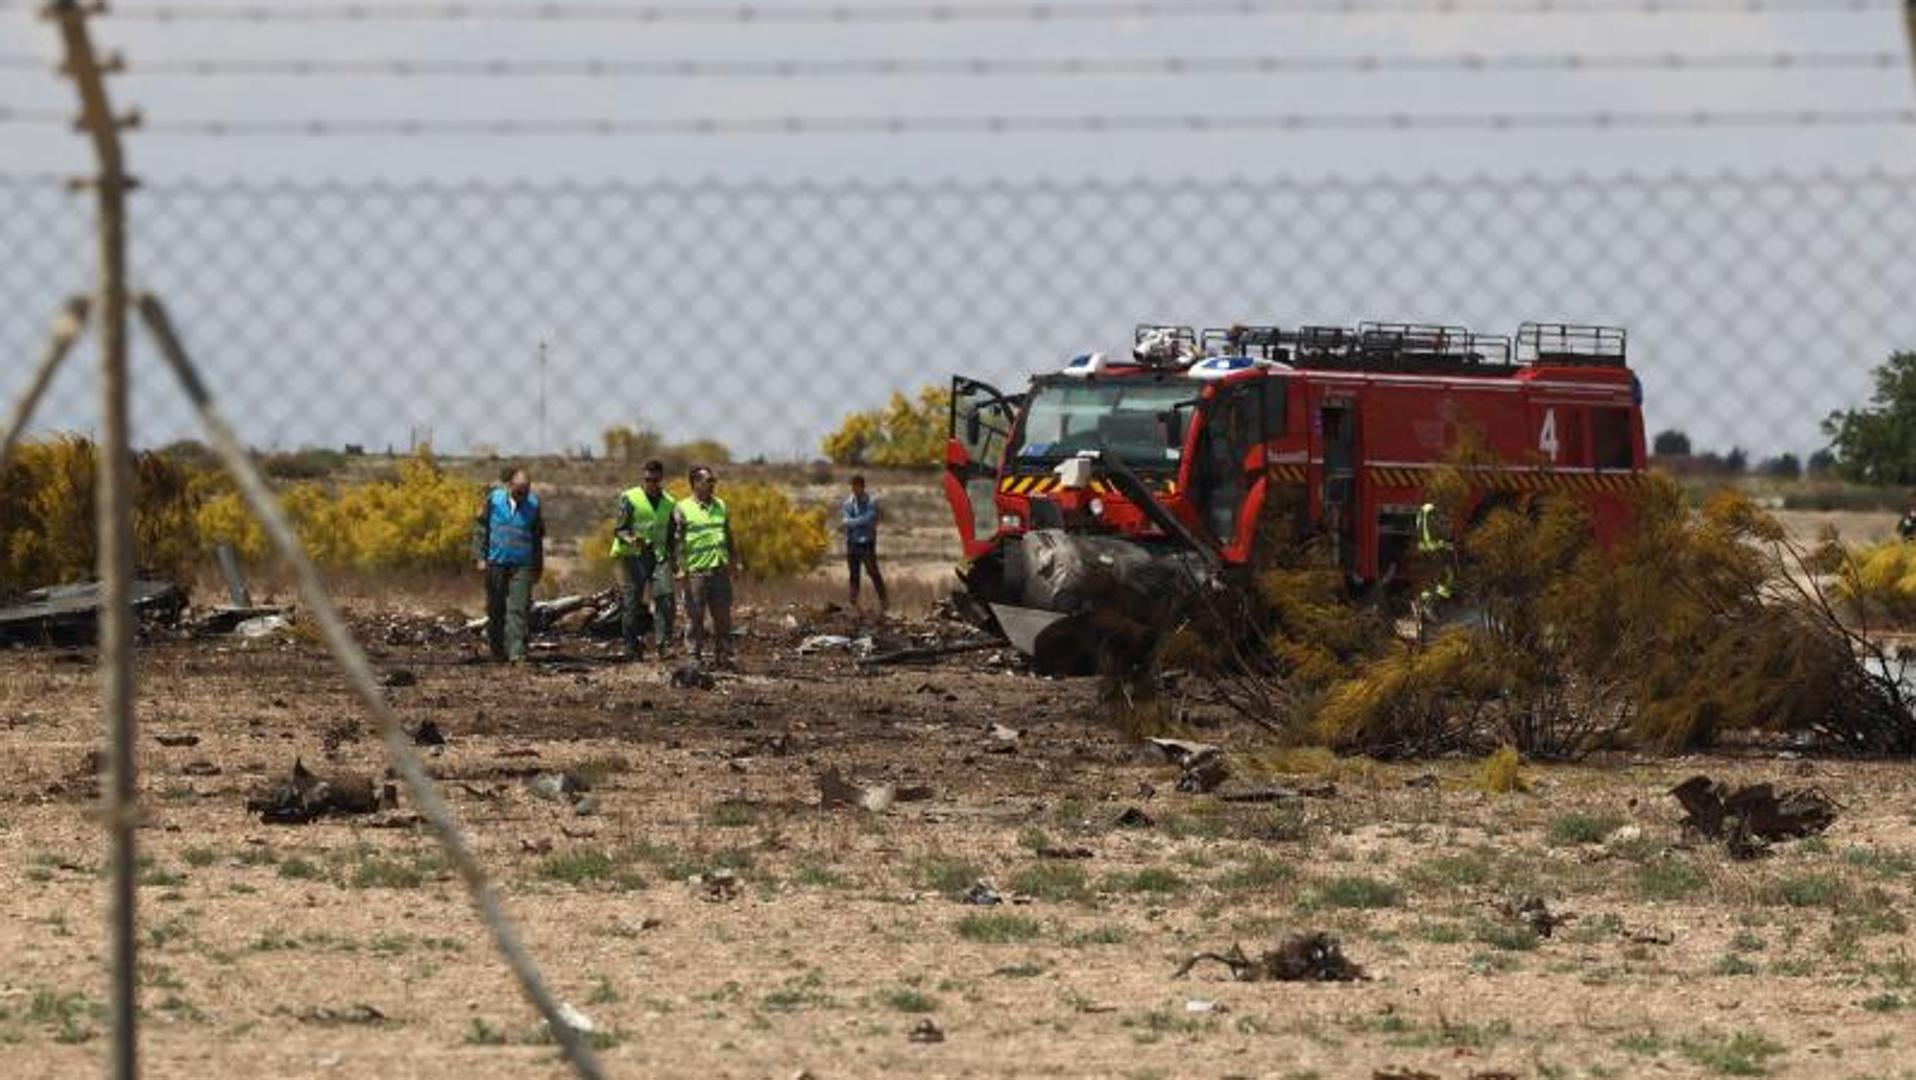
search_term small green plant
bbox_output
[907,857,984,898]
[278,856,324,881]
[1105,867,1186,895]
[1309,875,1403,910]
[352,858,424,890]
[1861,993,1908,1013]
[1636,858,1706,902]
[1217,856,1295,892]
[705,800,758,828]
[1762,871,1850,910]
[1473,919,1540,952]
[538,850,617,886]
[465,1017,508,1045]
[760,971,836,1013]
[956,913,1042,943]
[790,863,846,889]
[879,989,938,1013]
[181,847,220,868]
[1677,1030,1785,1076]
[1064,925,1128,947]
[1616,1030,1667,1057]
[1712,954,1759,976]
[587,976,621,1006]
[1547,813,1623,846]
[1010,862,1091,903]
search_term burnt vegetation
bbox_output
[1169,472,1911,760]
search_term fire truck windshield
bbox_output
[1011,379,1194,475]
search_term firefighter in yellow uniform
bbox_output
[672,465,742,668]
[608,458,675,660]
[1415,502,1455,623]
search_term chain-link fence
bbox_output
[3,168,1913,462]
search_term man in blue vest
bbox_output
[609,458,675,660]
[842,474,889,612]
[472,465,545,663]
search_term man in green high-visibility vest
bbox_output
[672,464,743,668]
[608,458,675,660]
[1415,502,1455,621]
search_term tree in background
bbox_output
[602,424,732,470]
[1651,429,1691,457]
[1757,453,1802,480]
[1823,351,1916,486]
[821,386,951,467]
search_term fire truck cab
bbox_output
[945,322,1645,640]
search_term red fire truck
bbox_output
[943,322,1646,667]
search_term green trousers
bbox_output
[485,564,536,661]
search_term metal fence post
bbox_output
[45,3,139,1077]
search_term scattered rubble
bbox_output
[153,733,200,748]
[1112,806,1155,829]
[1495,896,1570,938]
[525,771,592,807]
[1035,845,1094,860]
[1174,933,1366,982]
[0,579,186,644]
[961,880,1003,906]
[671,665,717,691]
[247,758,393,824]
[409,720,447,747]
[234,613,292,639]
[906,1018,945,1044]
[693,869,739,902]
[1671,774,1837,858]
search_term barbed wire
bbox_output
[0,0,1894,22]
[2,49,1904,78]
[2,168,1910,462]
[0,107,1905,136]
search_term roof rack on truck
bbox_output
[1516,322,1627,367]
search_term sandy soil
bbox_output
[3,592,1914,1080]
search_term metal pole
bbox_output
[0,297,89,470]
[136,294,606,1080]
[1906,0,1915,93]
[45,4,137,1079]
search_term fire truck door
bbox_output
[1194,382,1264,546]
[944,376,1022,561]
[1319,401,1359,571]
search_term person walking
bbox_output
[472,465,545,663]
[672,465,741,668]
[608,458,675,660]
[841,473,889,612]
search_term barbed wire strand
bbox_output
[0,0,1895,22]
[2,106,1908,136]
[1,50,1905,78]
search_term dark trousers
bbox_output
[683,569,734,662]
[847,543,888,609]
[485,563,536,661]
[618,551,659,654]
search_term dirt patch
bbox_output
[2,597,1915,1078]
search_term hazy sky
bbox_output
[1,2,1912,461]
[3,2,1911,183]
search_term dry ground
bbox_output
[1,496,1906,1079]
[4,588,1916,1080]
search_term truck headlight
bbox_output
[999,512,1024,530]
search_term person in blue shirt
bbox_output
[471,465,545,662]
[841,474,888,613]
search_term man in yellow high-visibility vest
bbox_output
[1415,502,1455,618]
[608,458,675,660]
[672,465,743,668]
